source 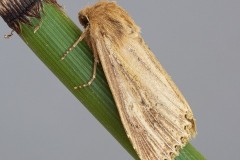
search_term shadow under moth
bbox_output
[61,1,197,160]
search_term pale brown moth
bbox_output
[62,1,196,160]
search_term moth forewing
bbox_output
[62,1,196,160]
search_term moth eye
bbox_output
[79,15,89,28]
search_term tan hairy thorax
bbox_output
[62,1,196,160]
[78,1,140,49]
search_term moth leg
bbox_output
[34,18,43,33]
[4,30,14,39]
[74,55,98,89]
[61,25,90,60]
[74,34,99,89]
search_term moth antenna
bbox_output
[74,54,98,90]
[61,25,90,60]
[85,15,90,23]
[34,18,43,33]
[4,30,14,39]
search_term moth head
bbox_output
[78,10,89,28]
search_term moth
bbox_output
[62,1,196,160]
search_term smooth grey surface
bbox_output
[0,0,239,159]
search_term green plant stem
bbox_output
[17,2,205,160]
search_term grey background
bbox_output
[0,0,239,159]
